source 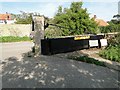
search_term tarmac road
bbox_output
[0,42,33,61]
[1,42,119,88]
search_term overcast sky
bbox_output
[0,0,119,21]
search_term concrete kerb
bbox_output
[53,49,120,71]
[27,48,120,71]
[88,55,120,71]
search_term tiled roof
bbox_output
[95,19,109,26]
[0,14,11,20]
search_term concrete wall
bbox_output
[0,24,32,37]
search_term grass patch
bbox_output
[99,45,120,62]
[68,56,105,67]
[0,36,31,42]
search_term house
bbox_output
[0,13,15,24]
[93,15,109,26]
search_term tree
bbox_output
[15,14,32,24]
[111,14,120,24]
[53,2,98,36]
[113,14,120,20]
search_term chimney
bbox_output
[6,12,8,14]
[93,15,97,19]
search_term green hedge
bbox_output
[0,36,31,42]
[45,26,62,38]
[99,24,120,33]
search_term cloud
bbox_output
[83,2,118,21]
[83,0,119,2]
[0,2,2,8]
[14,2,64,18]
[0,0,82,2]
[0,0,119,2]
[0,0,19,2]
[0,1,118,21]
[39,3,59,18]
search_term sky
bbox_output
[0,0,119,21]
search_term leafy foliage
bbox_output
[53,2,98,36]
[99,14,120,33]
[0,36,31,42]
[15,14,32,24]
[99,23,120,33]
[99,28,120,62]
[99,45,120,62]
[45,26,62,38]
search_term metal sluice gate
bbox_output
[41,35,107,55]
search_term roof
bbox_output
[95,19,109,26]
[0,14,11,20]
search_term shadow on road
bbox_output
[2,51,119,88]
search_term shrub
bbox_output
[99,23,120,33]
[45,26,62,38]
[99,45,120,62]
[15,14,32,24]
[53,2,98,36]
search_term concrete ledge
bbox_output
[88,54,120,71]
[104,60,120,71]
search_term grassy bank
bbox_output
[0,36,31,42]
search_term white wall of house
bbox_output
[6,20,15,24]
[0,20,5,24]
[0,20,16,24]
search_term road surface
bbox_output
[1,42,119,88]
[1,42,33,61]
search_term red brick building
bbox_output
[0,14,11,20]
[0,13,15,24]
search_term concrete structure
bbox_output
[33,16,45,56]
[0,24,31,37]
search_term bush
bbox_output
[99,31,120,62]
[53,2,98,36]
[99,23,120,33]
[99,45,120,62]
[0,36,31,42]
[107,32,120,46]
[45,26,62,38]
[15,14,32,24]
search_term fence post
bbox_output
[33,16,44,56]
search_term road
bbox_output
[1,42,120,88]
[1,42,33,61]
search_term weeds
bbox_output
[99,45,120,62]
[68,56,105,66]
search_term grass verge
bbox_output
[0,36,31,42]
[68,56,105,67]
